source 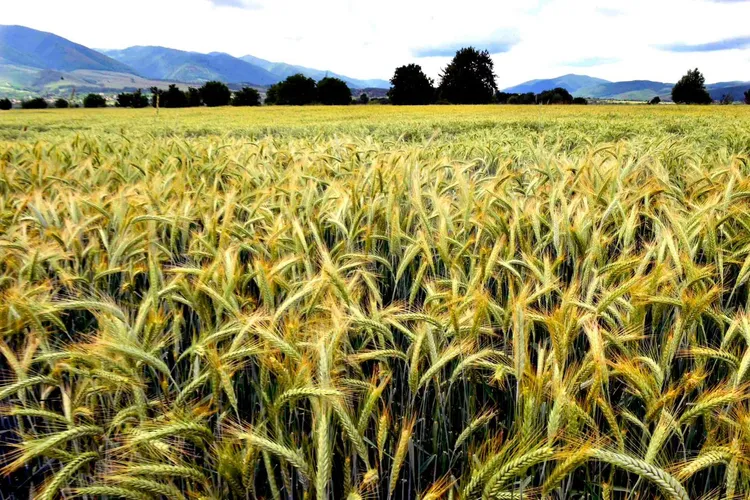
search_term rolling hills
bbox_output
[240,54,390,90]
[0,25,133,73]
[0,25,390,98]
[99,46,279,86]
[504,74,750,101]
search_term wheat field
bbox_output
[1,105,750,499]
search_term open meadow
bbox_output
[2,105,750,499]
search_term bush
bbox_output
[0,98,11,110]
[438,47,497,104]
[200,81,231,107]
[232,87,261,107]
[21,97,48,109]
[266,74,317,105]
[720,94,734,105]
[317,77,351,105]
[672,68,712,104]
[572,97,588,105]
[359,93,369,105]
[649,96,661,105]
[387,64,435,105]
[83,94,107,108]
[54,98,69,109]
[745,90,750,105]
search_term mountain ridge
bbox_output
[0,25,134,74]
[505,74,750,101]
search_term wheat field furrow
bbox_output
[1,106,750,499]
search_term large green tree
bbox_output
[744,89,750,105]
[317,77,351,105]
[232,87,261,106]
[387,64,435,105]
[438,47,497,104]
[671,68,712,104]
[200,81,231,107]
[265,74,317,105]
[83,94,106,108]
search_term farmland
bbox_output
[1,105,750,499]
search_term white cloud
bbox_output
[2,0,748,86]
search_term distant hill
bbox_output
[101,47,279,85]
[505,74,750,101]
[574,80,674,101]
[503,74,610,94]
[0,25,133,74]
[240,55,390,89]
[707,82,750,102]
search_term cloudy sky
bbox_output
[4,0,749,87]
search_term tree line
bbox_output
[387,48,748,105]
[2,47,749,109]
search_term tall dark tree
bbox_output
[21,98,48,109]
[744,90,750,105]
[671,68,712,104]
[84,94,107,108]
[0,98,12,110]
[317,77,351,105]
[116,92,133,108]
[200,81,231,107]
[265,85,279,105]
[232,87,261,106]
[266,74,317,105]
[358,93,369,105]
[117,90,149,108]
[187,88,202,107]
[438,47,497,104]
[54,98,69,108]
[151,85,189,108]
[387,64,435,105]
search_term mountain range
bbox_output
[0,25,747,102]
[0,25,389,99]
[503,74,750,102]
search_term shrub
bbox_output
[21,97,48,109]
[720,94,734,105]
[83,94,107,108]
[54,98,69,109]
[649,96,661,105]
[572,97,589,105]
[232,87,261,107]
[359,93,369,105]
[0,98,11,110]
